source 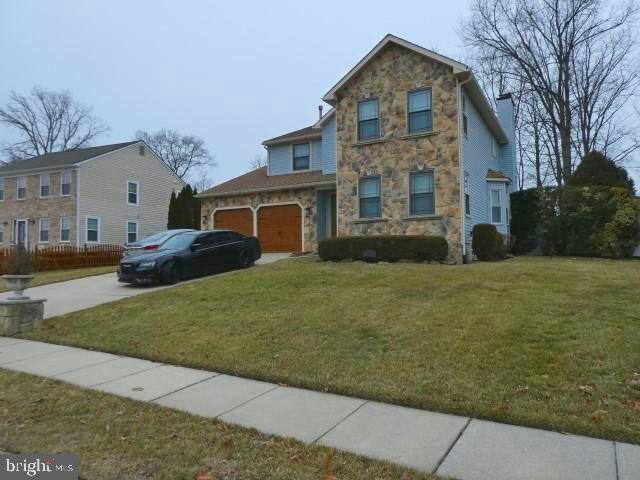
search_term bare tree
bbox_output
[0,86,108,162]
[249,154,267,170]
[462,0,638,184]
[192,166,215,192]
[135,129,215,181]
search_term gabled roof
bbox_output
[262,126,322,146]
[321,34,508,144]
[197,166,335,198]
[0,141,139,175]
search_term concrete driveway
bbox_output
[0,253,291,319]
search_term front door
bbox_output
[13,219,28,247]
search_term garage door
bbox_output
[257,204,302,253]
[213,208,253,237]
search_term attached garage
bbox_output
[213,208,254,237]
[257,204,302,253]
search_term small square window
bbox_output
[359,176,381,218]
[357,99,380,142]
[292,143,310,171]
[127,181,139,205]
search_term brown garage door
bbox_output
[257,204,302,253]
[214,208,253,237]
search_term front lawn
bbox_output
[0,370,432,480]
[0,266,116,293]
[23,256,640,443]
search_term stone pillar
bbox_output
[0,299,46,336]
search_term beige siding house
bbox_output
[0,141,184,249]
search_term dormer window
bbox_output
[292,143,310,171]
[407,89,432,134]
[357,98,379,142]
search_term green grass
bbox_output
[0,370,436,480]
[0,266,116,293]
[23,256,640,444]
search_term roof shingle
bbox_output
[262,126,321,146]
[198,167,335,197]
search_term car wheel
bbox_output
[238,249,254,268]
[160,260,181,285]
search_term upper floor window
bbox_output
[357,98,379,142]
[491,189,502,224]
[138,145,145,156]
[359,176,381,218]
[407,89,433,134]
[60,217,71,243]
[61,170,72,196]
[127,181,139,205]
[39,218,49,243]
[16,176,27,200]
[410,171,435,216]
[462,95,468,136]
[464,172,470,216]
[292,143,310,171]
[40,173,50,198]
[0,177,4,201]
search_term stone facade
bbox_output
[335,43,463,262]
[0,299,45,336]
[0,170,77,248]
[200,188,319,252]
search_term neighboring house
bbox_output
[0,141,184,249]
[197,34,518,262]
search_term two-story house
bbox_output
[0,140,184,249]
[197,35,517,263]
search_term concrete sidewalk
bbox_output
[0,337,637,480]
[0,253,290,319]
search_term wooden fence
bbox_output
[0,244,124,274]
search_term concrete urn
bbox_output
[2,275,35,300]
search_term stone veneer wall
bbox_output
[200,188,318,252]
[335,43,463,262]
[0,170,77,248]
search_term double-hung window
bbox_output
[409,171,435,216]
[464,172,470,216]
[359,176,381,218]
[0,177,4,201]
[407,89,432,134]
[462,95,468,136]
[357,99,379,142]
[39,218,49,243]
[40,173,50,198]
[60,217,71,243]
[61,170,71,196]
[127,221,138,244]
[292,143,310,171]
[86,217,100,243]
[491,189,502,224]
[17,176,27,200]
[127,181,139,205]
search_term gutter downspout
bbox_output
[458,73,473,261]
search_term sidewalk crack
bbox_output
[433,417,472,474]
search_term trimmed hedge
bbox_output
[472,224,506,261]
[318,235,448,263]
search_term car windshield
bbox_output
[161,233,195,250]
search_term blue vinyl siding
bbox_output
[462,91,508,246]
[268,139,323,176]
[321,115,336,174]
[496,100,517,194]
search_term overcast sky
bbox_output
[1,0,638,186]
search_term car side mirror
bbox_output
[191,243,201,251]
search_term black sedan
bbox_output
[117,230,261,285]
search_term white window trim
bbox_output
[490,188,503,225]
[40,173,51,199]
[407,169,436,217]
[16,175,27,200]
[60,170,72,197]
[291,143,312,172]
[85,216,101,244]
[126,220,139,244]
[59,216,71,243]
[0,177,5,202]
[38,218,50,244]
[127,180,140,206]
[12,219,29,245]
